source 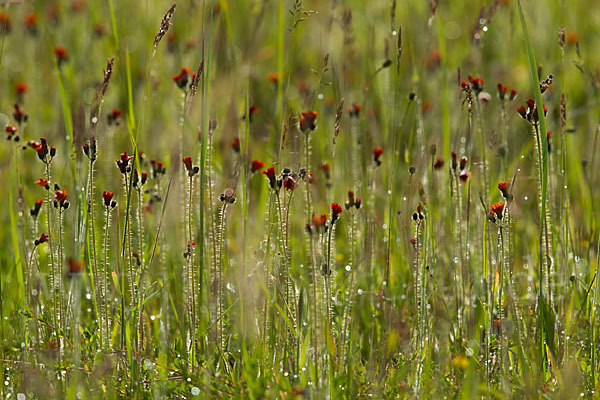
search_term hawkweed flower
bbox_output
[15,82,28,97]
[172,67,191,89]
[487,211,497,223]
[251,160,265,173]
[54,46,68,65]
[67,258,84,277]
[182,156,199,177]
[243,105,260,122]
[320,162,330,180]
[309,213,328,234]
[348,103,361,118]
[460,156,468,170]
[54,188,69,209]
[34,233,49,246]
[24,13,38,34]
[491,202,505,219]
[345,190,355,210]
[300,110,318,132]
[373,147,383,166]
[283,176,297,191]
[409,237,418,249]
[30,199,43,218]
[132,169,148,189]
[35,178,50,189]
[433,158,444,169]
[150,159,166,178]
[518,98,547,123]
[219,187,236,204]
[102,191,115,208]
[0,11,11,33]
[498,181,513,201]
[497,83,508,100]
[262,167,278,190]
[231,137,240,153]
[331,202,343,223]
[468,75,484,94]
[451,151,458,171]
[13,104,28,125]
[459,170,470,183]
[116,151,133,174]
[5,125,18,141]
[107,108,123,126]
[267,72,279,85]
[83,137,97,162]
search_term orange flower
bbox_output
[490,202,505,219]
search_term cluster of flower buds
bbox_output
[34,233,49,246]
[261,166,280,190]
[497,83,517,102]
[488,202,505,223]
[348,103,361,118]
[34,178,50,190]
[30,138,56,163]
[150,159,167,179]
[30,199,43,218]
[345,190,361,210]
[173,67,192,89]
[182,156,199,177]
[373,147,383,166]
[468,75,484,94]
[54,185,69,209]
[183,241,196,259]
[460,80,474,112]
[299,110,318,132]
[412,203,425,221]
[517,98,547,123]
[251,160,265,173]
[102,190,117,209]
[116,151,134,174]
[281,168,300,191]
[451,151,470,183]
[307,213,329,235]
[5,125,18,141]
[83,137,97,162]
[132,169,148,189]
[219,187,236,204]
[107,108,123,126]
[13,104,28,125]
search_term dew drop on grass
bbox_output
[345,265,351,271]
[317,93,324,100]
[392,30,397,36]
[92,117,98,124]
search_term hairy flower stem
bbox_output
[87,157,102,343]
[102,205,113,350]
[217,203,228,357]
[186,175,197,365]
[44,163,59,351]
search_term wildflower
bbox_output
[516,105,527,119]
[433,158,444,170]
[54,46,68,64]
[34,233,49,246]
[348,103,361,118]
[83,137,97,162]
[308,173,316,185]
[55,189,69,209]
[30,199,43,218]
[460,156,468,170]
[299,110,318,132]
[283,176,297,191]
[172,67,191,89]
[102,191,114,207]
[12,104,27,126]
[491,202,505,219]
[219,187,236,204]
[0,11,11,33]
[459,170,470,183]
[546,131,552,153]
[497,83,508,100]
[331,202,343,223]
[243,105,260,122]
[107,108,123,126]
[354,198,361,209]
[35,178,50,189]
[345,190,355,210]
[468,75,484,93]
[231,137,240,153]
[16,82,28,95]
[320,162,330,179]
[373,147,383,166]
[451,151,458,171]
[35,138,52,162]
[132,169,147,188]
[498,181,512,201]
[487,211,496,223]
[5,125,18,141]
[310,213,328,234]
[67,258,84,276]
[409,237,417,248]
[262,166,277,189]
[116,151,133,174]
[251,160,265,173]
[150,160,166,178]
[267,72,279,84]
[182,156,199,177]
[510,89,517,101]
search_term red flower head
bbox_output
[433,158,444,169]
[116,151,133,173]
[517,105,527,119]
[345,190,355,209]
[251,160,265,173]
[451,151,458,171]
[35,178,50,189]
[300,111,318,132]
[30,199,43,218]
[107,108,123,126]
[373,147,383,166]
[245,105,260,122]
[468,75,484,93]
[331,202,343,222]
[0,11,11,32]
[459,170,470,183]
[546,131,552,152]
[54,46,68,64]
[173,67,192,89]
[16,82,28,94]
[510,89,517,101]
[498,181,512,200]
[267,72,279,84]
[460,81,469,90]
[231,137,240,153]
[102,190,114,207]
[182,156,193,171]
[67,258,84,276]
[320,162,330,179]
[24,13,38,28]
[491,202,505,219]
[13,104,28,125]
[460,156,468,170]
[348,103,362,118]
[262,166,277,189]
[409,237,417,248]
[283,176,297,191]
[497,83,508,100]
[55,189,68,203]
[35,233,49,245]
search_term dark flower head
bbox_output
[320,162,330,179]
[262,166,277,189]
[35,233,49,245]
[433,158,444,169]
[546,131,552,152]
[182,156,193,171]
[219,187,236,204]
[67,258,85,276]
[251,160,265,173]
[373,147,383,166]
[30,199,43,218]
[13,104,28,125]
[55,189,68,208]
[54,46,68,64]
[267,72,279,84]
[150,159,166,178]
[498,181,512,200]
[348,103,361,118]
[16,82,28,94]
[283,176,297,191]
[517,105,527,119]
[459,170,470,183]
[173,67,192,89]
[300,110,318,132]
[35,178,49,189]
[468,75,484,93]
[116,151,133,173]
[108,108,123,126]
[460,156,468,170]
[510,89,517,101]
[231,137,240,153]
[451,151,458,171]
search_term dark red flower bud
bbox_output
[37,233,49,244]
[509,89,517,101]
[460,156,468,170]
[262,166,277,189]
[373,147,383,166]
[117,151,133,173]
[300,110,318,132]
[459,170,470,183]
[102,190,114,207]
[433,158,444,169]
[173,67,192,89]
[497,83,508,100]
[54,46,68,64]
[331,202,343,222]
[348,103,361,118]
[182,156,193,171]
[231,137,240,153]
[55,189,68,204]
[283,176,297,191]
[320,162,330,179]
[107,108,123,125]
[517,105,527,119]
